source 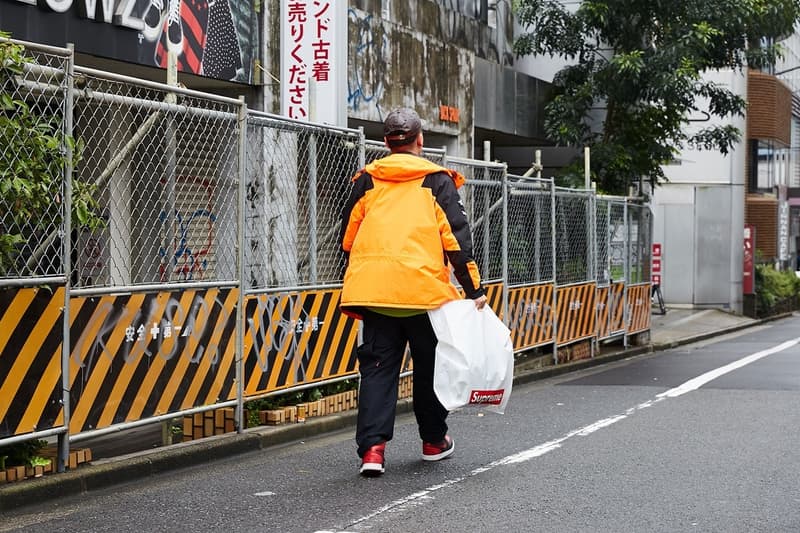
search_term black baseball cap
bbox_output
[383,107,422,145]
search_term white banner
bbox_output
[779,201,790,261]
[280,0,347,126]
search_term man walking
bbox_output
[340,107,487,476]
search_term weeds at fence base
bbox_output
[0,447,92,485]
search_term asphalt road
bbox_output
[2,315,799,533]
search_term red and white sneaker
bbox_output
[360,442,386,476]
[422,435,455,461]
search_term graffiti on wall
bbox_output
[505,284,555,349]
[158,208,217,281]
[71,290,234,377]
[347,8,386,113]
[158,175,217,281]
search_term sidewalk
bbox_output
[0,306,768,512]
[649,307,758,347]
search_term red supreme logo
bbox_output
[469,389,504,405]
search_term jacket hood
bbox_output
[356,153,465,188]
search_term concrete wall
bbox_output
[346,3,477,154]
[263,0,549,157]
[653,69,747,312]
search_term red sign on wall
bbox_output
[652,258,661,273]
[651,243,662,285]
[743,225,755,295]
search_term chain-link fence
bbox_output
[245,112,362,291]
[71,67,243,292]
[596,197,630,285]
[555,187,595,285]
[0,39,72,283]
[628,202,652,284]
[596,199,610,285]
[506,175,555,286]
[0,37,654,460]
[609,201,627,282]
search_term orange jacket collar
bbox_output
[353,153,465,188]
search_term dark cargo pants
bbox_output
[355,310,448,457]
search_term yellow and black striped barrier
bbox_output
[596,282,625,340]
[626,283,651,334]
[243,289,360,396]
[556,282,597,345]
[1,280,654,440]
[505,283,555,350]
[67,288,238,434]
[0,286,65,438]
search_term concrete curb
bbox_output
[1,312,791,513]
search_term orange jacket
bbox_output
[340,153,485,318]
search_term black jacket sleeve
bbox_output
[425,172,485,299]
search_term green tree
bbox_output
[513,0,800,194]
[0,33,101,275]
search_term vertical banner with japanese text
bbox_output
[743,225,755,295]
[280,0,347,125]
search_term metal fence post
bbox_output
[58,43,75,473]
[358,126,365,169]
[623,200,630,348]
[236,97,248,432]
[586,191,598,357]
[483,141,492,277]
[551,180,558,363]
[501,164,509,326]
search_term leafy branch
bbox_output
[0,33,102,276]
[513,0,800,194]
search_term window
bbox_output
[751,139,790,191]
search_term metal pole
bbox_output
[58,43,75,474]
[534,150,542,281]
[606,202,612,336]
[164,51,178,282]
[501,164,509,326]
[483,141,492,276]
[623,201,630,348]
[589,193,597,357]
[551,180,559,364]
[236,97,248,432]
[358,127,365,169]
[584,146,590,190]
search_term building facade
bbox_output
[651,42,800,313]
[0,0,551,165]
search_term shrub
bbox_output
[0,439,47,469]
[754,264,800,316]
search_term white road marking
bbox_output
[253,491,276,497]
[656,337,800,398]
[322,336,800,532]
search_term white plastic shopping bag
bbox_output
[428,299,514,414]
